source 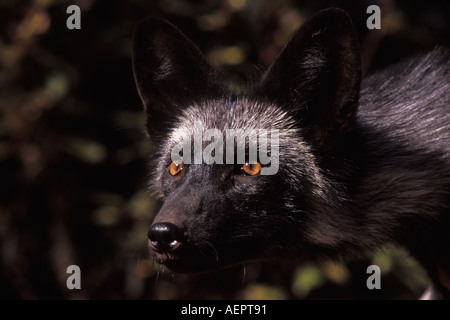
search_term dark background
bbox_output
[0,0,449,299]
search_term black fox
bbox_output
[132,8,450,299]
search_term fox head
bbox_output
[132,8,362,273]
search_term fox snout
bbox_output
[147,192,191,258]
[147,209,194,271]
[146,180,224,273]
[148,222,184,253]
[146,210,221,273]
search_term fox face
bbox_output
[146,100,321,273]
[132,9,363,273]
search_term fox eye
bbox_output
[241,162,261,176]
[169,161,184,176]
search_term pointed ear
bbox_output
[255,8,361,142]
[132,18,220,137]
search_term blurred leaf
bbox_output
[292,264,325,298]
[208,45,246,66]
[228,0,247,10]
[241,283,287,300]
[386,247,429,294]
[109,110,145,129]
[45,72,69,102]
[92,205,120,226]
[321,260,350,285]
[128,189,155,219]
[64,137,107,164]
[372,248,394,274]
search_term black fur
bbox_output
[132,8,450,298]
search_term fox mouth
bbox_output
[148,239,222,273]
[147,222,222,273]
[147,222,265,273]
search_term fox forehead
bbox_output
[168,98,297,140]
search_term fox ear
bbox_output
[256,8,361,141]
[132,18,219,137]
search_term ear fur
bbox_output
[132,18,222,138]
[254,8,361,142]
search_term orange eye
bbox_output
[169,161,184,176]
[242,162,261,176]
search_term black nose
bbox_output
[148,222,183,252]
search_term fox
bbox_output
[131,8,450,299]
